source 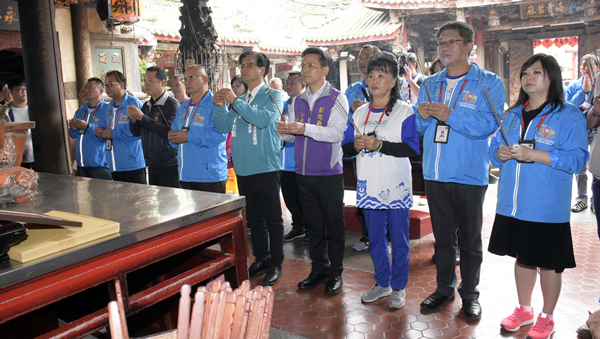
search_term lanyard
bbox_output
[108,107,124,130]
[439,80,468,109]
[521,100,547,137]
[184,92,207,126]
[362,103,387,134]
[83,101,102,122]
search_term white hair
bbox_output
[270,77,282,86]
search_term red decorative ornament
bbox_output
[112,0,141,26]
[541,39,554,48]
[567,36,578,47]
[534,40,542,48]
[553,38,564,48]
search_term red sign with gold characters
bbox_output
[0,1,19,31]
[520,1,571,19]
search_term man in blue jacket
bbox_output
[68,77,111,180]
[414,21,505,319]
[129,66,180,188]
[213,52,284,286]
[94,70,146,184]
[168,65,227,193]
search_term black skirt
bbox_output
[488,214,576,273]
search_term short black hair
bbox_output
[105,70,127,89]
[360,45,381,54]
[238,52,270,77]
[301,47,331,68]
[87,77,105,89]
[509,53,564,112]
[287,71,303,83]
[406,53,418,65]
[367,52,401,114]
[436,21,475,43]
[7,76,25,90]
[231,74,248,91]
[146,66,168,82]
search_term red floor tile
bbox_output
[249,217,600,338]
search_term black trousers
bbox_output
[296,174,345,277]
[425,180,487,300]
[281,170,305,232]
[237,171,284,267]
[112,168,147,185]
[180,180,226,194]
[77,166,112,180]
[148,165,180,188]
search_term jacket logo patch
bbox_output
[535,124,555,145]
[195,114,204,122]
[120,114,128,120]
[92,117,100,124]
[458,91,477,109]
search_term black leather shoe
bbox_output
[284,229,305,242]
[462,299,482,319]
[248,261,268,278]
[420,292,455,310]
[324,276,343,295]
[297,272,329,290]
[263,266,282,286]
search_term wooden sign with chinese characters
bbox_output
[96,47,125,80]
[0,0,19,31]
[520,1,571,19]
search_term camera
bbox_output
[398,53,407,76]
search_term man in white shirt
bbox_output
[7,77,34,169]
[270,77,290,102]
[277,47,348,296]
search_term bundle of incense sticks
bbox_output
[108,280,275,339]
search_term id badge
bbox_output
[434,122,449,144]
[106,139,113,151]
[78,128,86,135]
[181,126,190,132]
[517,139,535,163]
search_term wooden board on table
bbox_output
[8,211,120,263]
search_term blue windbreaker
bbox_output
[564,77,588,107]
[280,98,295,172]
[96,93,145,172]
[213,84,283,176]
[489,102,589,223]
[69,100,109,168]
[170,91,228,183]
[414,63,505,186]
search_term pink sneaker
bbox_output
[501,305,535,332]
[526,313,555,339]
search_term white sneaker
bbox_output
[419,196,427,206]
[361,285,392,303]
[389,289,406,309]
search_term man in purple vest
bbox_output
[277,47,349,295]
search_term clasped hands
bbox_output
[417,102,451,122]
[127,105,144,122]
[276,115,306,135]
[213,88,237,107]
[68,118,87,130]
[496,144,532,163]
[354,134,381,152]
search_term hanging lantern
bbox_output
[534,40,542,48]
[567,36,578,47]
[111,0,141,26]
[553,38,564,48]
[541,39,553,49]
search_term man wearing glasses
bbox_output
[6,76,34,169]
[94,70,146,184]
[129,66,180,188]
[68,78,111,180]
[414,21,505,319]
[168,65,227,193]
[342,44,381,253]
[277,47,349,296]
[213,52,284,287]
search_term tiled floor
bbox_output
[247,181,600,339]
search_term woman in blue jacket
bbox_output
[488,53,589,339]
